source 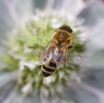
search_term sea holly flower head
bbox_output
[1,10,87,98]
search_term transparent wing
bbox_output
[38,42,54,65]
[53,47,69,69]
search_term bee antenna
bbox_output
[59,25,73,33]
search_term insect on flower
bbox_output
[39,25,73,77]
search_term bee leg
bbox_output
[68,45,73,49]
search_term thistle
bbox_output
[1,11,87,99]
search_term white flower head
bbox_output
[19,60,39,71]
[22,83,33,95]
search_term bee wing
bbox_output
[53,47,69,69]
[38,42,54,65]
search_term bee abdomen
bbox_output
[42,59,57,77]
[49,59,57,68]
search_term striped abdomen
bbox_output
[41,59,57,77]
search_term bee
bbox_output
[39,25,73,77]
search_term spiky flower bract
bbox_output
[1,11,87,98]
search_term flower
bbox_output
[1,10,87,99]
[0,0,104,103]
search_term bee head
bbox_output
[59,25,73,34]
[58,32,67,39]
